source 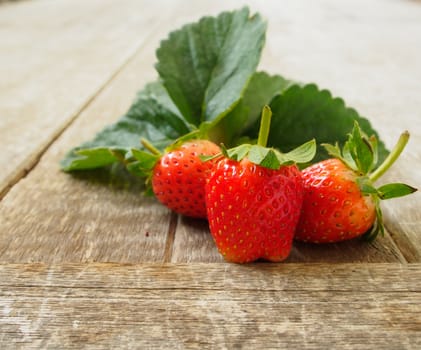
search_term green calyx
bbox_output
[129,128,206,177]
[216,105,316,169]
[323,121,417,241]
[125,139,161,184]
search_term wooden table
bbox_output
[1,0,420,348]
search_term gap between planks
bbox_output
[163,213,179,263]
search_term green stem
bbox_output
[141,138,161,156]
[257,105,272,147]
[369,131,410,183]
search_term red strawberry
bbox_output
[206,158,304,263]
[205,106,316,263]
[134,139,220,218]
[295,158,376,243]
[295,122,416,243]
[151,140,220,218]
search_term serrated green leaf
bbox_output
[225,140,315,169]
[245,83,389,165]
[61,147,122,171]
[226,144,251,161]
[377,183,418,200]
[126,161,152,178]
[155,7,266,126]
[211,72,292,145]
[283,139,317,164]
[199,153,221,163]
[347,122,374,174]
[322,142,342,159]
[128,81,191,140]
[248,146,281,169]
[239,72,292,131]
[322,141,357,170]
[341,141,357,170]
[61,81,190,171]
[131,149,160,170]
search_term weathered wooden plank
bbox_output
[1,289,419,349]
[1,263,420,292]
[381,156,421,262]
[0,263,420,349]
[170,217,224,263]
[0,0,178,197]
[0,13,179,263]
[0,166,172,263]
[172,216,406,263]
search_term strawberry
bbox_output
[295,122,417,243]
[205,106,316,263]
[152,140,220,218]
[206,158,305,263]
[132,139,220,218]
[295,158,376,243]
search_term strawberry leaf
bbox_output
[322,143,342,160]
[156,7,266,126]
[61,81,191,171]
[62,8,266,173]
[377,183,417,200]
[226,144,251,161]
[283,139,317,164]
[346,122,375,174]
[238,72,292,131]
[61,147,124,171]
[245,83,389,165]
[248,146,281,169]
[131,149,160,169]
[211,72,292,145]
[224,139,316,169]
[126,149,160,178]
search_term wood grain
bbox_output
[0,0,177,197]
[171,216,224,263]
[381,156,421,262]
[0,9,179,263]
[1,1,421,348]
[172,217,406,263]
[0,263,420,349]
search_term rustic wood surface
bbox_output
[0,0,420,348]
[0,0,179,198]
[1,263,420,349]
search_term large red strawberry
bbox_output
[295,122,417,243]
[133,139,220,218]
[205,106,316,263]
[206,158,304,263]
